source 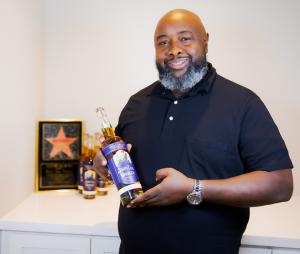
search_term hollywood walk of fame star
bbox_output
[46,127,77,159]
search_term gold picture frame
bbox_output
[36,120,82,191]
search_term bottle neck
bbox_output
[102,127,116,139]
[96,107,115,139]
[86,135,94,158]
[86,148,95,158]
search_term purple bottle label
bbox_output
[107,149,138,186]
[79,166,84,186]
[83,165,96,191]
[102,142,127,156]
[97,175,106,188]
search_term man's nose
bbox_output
[168,42,182,57]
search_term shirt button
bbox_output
[174,100,178,104]
[169,116,174,121]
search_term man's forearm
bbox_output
[201,169,293,208]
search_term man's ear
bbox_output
[204,32,209,53]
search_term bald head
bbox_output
[154,9,209,93]
[155,9,208,43]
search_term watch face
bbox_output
[187,193,202,205]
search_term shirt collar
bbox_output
[147,62,217,99]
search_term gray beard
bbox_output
[156,55,208,93]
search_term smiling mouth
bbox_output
[166,58,189,70]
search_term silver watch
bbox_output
[186,179,203,205]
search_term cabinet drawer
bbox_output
[91,236,120,254]
[272,249,300,254]
[239,246,271,254]
[1,231,90,254]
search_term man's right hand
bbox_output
[93,143,132,181]
[93,150,110,180]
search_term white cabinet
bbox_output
[91,236,120,254]
[1,192,300,253]
[239,246,271,254]
[0,231,90,254]
[0,231,2,253]
[272,249,300,254]
[239,246,300,254]
[1,230,300,254]
[0,231,121,254]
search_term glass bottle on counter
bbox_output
[82,134,97,199]
[78,133,89,194]
[96,175,108,196]
[95,107,143,206]
[93,132,108,196]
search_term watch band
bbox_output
[186,179,203,205]
[194,179,201,192]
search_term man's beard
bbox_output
[156,54,208,93]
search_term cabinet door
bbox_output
[273,249,300,254]
[91,236,120,254]
[239,246,271,254]
[1,231,90,254]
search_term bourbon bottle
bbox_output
[82,134,97,199]
[93,132,108,196]
[96,107,143,206]
[78,133,89,194]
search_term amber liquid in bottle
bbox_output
[82,134,97,199]
[78,133,89,194]
[93,132,108,196]
[96,107,143,206]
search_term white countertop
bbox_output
[0,186,120,236]
[0,187,299,248]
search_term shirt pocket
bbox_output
[180,136,243,179]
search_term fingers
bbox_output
[93,150,109,180]
[94,150,107,166]
[93,143,132,180]
[127,143,132,152]
[127,168,191,208]
[94,167,110,181]
[155,168,170,182]
[128,169,171,208]
[134,194,163,207]
[127,186,162,208]
[93,150,107,172]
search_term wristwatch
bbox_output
[186,179,203,205]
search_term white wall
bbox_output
[0,0,297,216]
[44,0,300,195]
[0,0,44,216]
[0,0,300,212]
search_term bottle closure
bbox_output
[96,107,116,138]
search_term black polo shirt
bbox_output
[115,63,293,254]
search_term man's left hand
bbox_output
[127,168,194,208]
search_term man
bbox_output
[94,9,293,254]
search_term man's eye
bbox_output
[158,41,168,46]
[180,37,191,41]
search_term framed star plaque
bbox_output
[36,120,82,191]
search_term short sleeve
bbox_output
[114,96,134,137]
[239,94,293,172]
